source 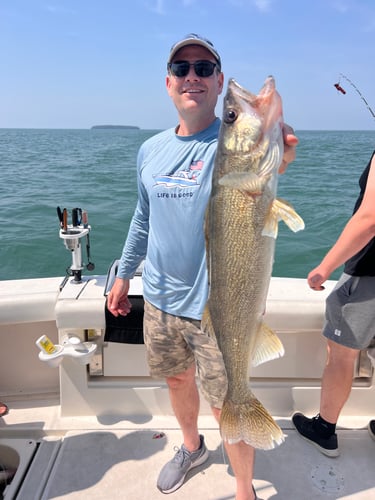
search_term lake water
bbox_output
[0,128,374,282]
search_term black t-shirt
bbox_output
[344,150,375,276]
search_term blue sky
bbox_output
[1,0,375,130]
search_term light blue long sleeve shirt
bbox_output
[117,118,220,320]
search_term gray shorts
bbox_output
[323,273,375,350]
[143,300,228,408]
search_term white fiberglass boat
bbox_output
[0,266,374,499]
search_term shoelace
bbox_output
[172,445,192,466]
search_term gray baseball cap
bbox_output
[167,33,221,70]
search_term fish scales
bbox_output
[203,77,304,450]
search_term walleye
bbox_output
[203,77,304,450]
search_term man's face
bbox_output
[166,45,224,120]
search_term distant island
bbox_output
[91,125,140,130]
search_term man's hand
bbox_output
[107,277,132,316]
[279,123,298,174]
[307,266,328,291]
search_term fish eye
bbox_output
[224,109,237,124]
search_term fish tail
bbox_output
[220,394,284,450]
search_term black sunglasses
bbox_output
[168,60,218,78]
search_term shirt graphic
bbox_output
[153,160,203,188]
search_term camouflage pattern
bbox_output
[143,300,228,408]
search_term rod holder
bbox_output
[59,226,90,283]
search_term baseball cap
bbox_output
[167,33,221,70]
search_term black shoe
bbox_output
[292,412,339,457]
[368,420,375,441]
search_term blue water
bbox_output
[0,128,374,282]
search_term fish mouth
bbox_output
[228,76,276,106]
[227,78,257,105]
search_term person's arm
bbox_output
[308,153,375,290]
[107,147,150,315]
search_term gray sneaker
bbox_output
[157,435,209,494]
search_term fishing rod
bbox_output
[334,73,375,120]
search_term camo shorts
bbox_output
[143,300,228,409]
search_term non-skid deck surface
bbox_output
[1,403,374,499]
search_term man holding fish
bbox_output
[108,33,298,500]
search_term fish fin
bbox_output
[220,394,285,450]
[258,132,283,179]
[218,172,265,195]
[262,202,280,239]
[252,322,284,367]
[201,306,216,340]
[262,198,305,238]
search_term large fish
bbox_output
[203,77,304,450]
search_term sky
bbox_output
[1,0,375,130]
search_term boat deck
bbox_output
[1,398,374,500]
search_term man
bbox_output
[108,33,297,500]
[293,150,375,456]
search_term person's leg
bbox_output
[225,442,256,500]
[143,304,210,494]
[166,362,201,451]
[293,274,369,456]
[143,300,202,451]
[157,363,209,494]
[293,340,359,457]
[320,339,359,423]
[320,274,375,422]
[212,407,257,500]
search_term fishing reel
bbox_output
[57,206,95,284]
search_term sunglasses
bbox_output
[168,60,219,78]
